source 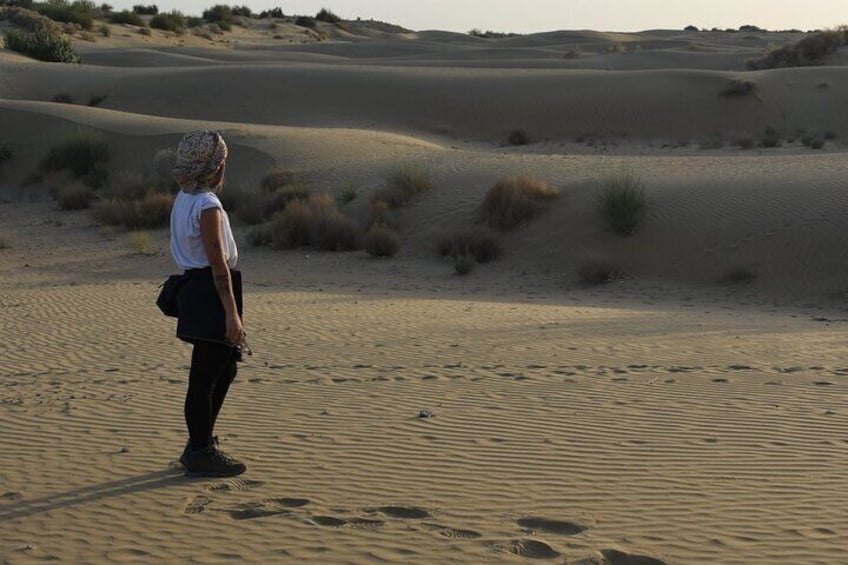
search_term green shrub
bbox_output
[56,181,94,210]
[747,27,848,69]
[132,4,158,15]
[0,140,12,164]
[259,8,284,18]
[364,224,399,257]
[3,28,81,63]
[371,166,433,208]
[108,10,143,25]
[231,5,252,17]
[315,8,341,23]
[599,174,647,235]
[478,175,558,230]
[202,5,233,25]
[42,131,110,178]
[338,182,358,205]
[34,0,95,31]
[453,254,475,275]
[0,6,60,33]
[437,230,502,263]
[150,10,185,32]
[295,15,315,28]
[760,126,781,147]
[98,23,109,36]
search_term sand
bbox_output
[1,16,847,565]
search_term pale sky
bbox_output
[107,0,846,34]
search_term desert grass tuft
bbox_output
[437,230,503,263]
[127,230,155,255]
[259,168,297,192]
[338,182,358,205]
[478,175,558,230]
[599,174,647,235]
[265,194,362,251]
[371,166,432,208]
[364,224,400,257]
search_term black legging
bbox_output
[185,341,238,451]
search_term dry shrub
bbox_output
[56,181,94,210]
[150,148,178,190]
[0,232,10,249]
[578,261,626,285]
[368,199,395,229]
[93,190,173,229]
[104,171,151,200]
[312,209,361,251]
[437,230,502,263]
[760,126,781,148]
[364,224,400,257]
[42,130,109,179]
[247,222,273,247]
[507,129,531,146]
[720,78,757,97]
[478,176,559,230]
[270,200,312,248]
[268,194,362,251]
[259,168,296,191]
[371,166,432,208]
[233,189,290,225]
[721,267,757,284]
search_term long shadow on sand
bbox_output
[0,468,186,522]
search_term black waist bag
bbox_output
[176,267,243,345]
[156,274,187,318]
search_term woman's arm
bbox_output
[200,207,244,346]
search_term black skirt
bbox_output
[176,267,243,345]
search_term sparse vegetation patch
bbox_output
[578,261,627,285]
[747,27,848,69]
[371,166,433,208]
[720,78,757,98]
[3,27,81,63]
[364,224,400,257]
[42,131,110,179]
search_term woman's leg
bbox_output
[184,341,236,451]
[210,350,238,437]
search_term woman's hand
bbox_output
[226,312,245,347]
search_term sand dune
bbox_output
[2,17,848,565]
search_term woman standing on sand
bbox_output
[169,130,247,478]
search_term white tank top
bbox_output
[169,191,238,271]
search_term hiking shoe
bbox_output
[179,436,219,468]
[183,445,246,478]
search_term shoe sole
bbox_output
[184,466,247,478]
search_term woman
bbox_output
[170,130,246,477]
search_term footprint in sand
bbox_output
[517,517,588,536]
[494,539,560,559]
[369,505,431,519]
[601,548,667,565]
[184,495,212,514]
[423,523,482,539]
[204,479,265,492]
[224,498,310,520]
[311,516,385,528]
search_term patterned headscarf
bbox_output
[172,130,228,193]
